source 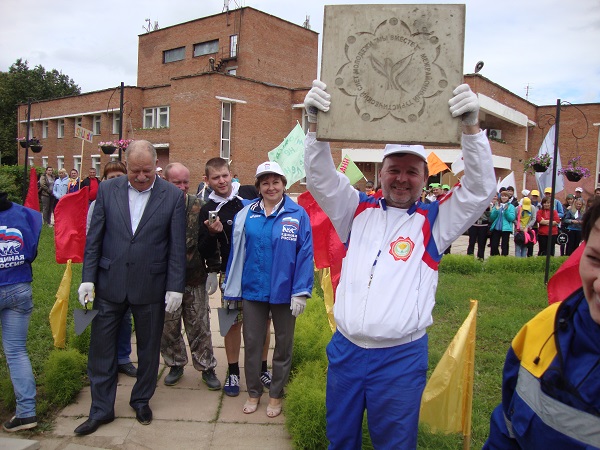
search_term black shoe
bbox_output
[3,415,37,432]
[202,369,222,390]
[164,366,184,386]
[134,404,152,425]
[74,417,114,436]
[118,362,138,378]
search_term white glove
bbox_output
[165,291,183,313]
[304,80,331,123]
[78,282,95,307]
[290,296,307,317]
[448,84,479,126]
[206,272,219,295]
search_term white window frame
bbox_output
[91,155,101,174]
[143,106,170,129]
[75,116,83,130]
[57,119,65,138]
[227,67,237,76]
[57,156,64,170]
[42,120,48,138]
[27,127,33,140]
[28,156,34,167]
[73,156,82,174]
[220,102,232,160]
[42,156,48,168]
[230,35,238,58]
[112,114,120,134]
[93,115,101,135]
[110,154,119,161]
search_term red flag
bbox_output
[547,242,584,304]
[24,167,40,212]
[298,191,346,299]
[54,187,89,263]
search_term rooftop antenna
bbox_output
[303,15,311,29]
[525,83,533,100]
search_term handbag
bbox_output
[514,230,526,245]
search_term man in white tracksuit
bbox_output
[304,81,496,449]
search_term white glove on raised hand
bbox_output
[165,291,183,313]
[290,296,307,318]
[206,272,219,295]
[78,282,95,307]
[304,80,331,123]
[448,84,480,126]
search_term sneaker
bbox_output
[164,366,184,386]
[202,369,222,390]
[260,370,272,390]
[3,415,37,432]
[223,373,240,397]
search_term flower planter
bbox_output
[30,145,43,153]
[564,171,582,182]
[19,141,27,148]
[532,163,549,173]
[100,145,117,155]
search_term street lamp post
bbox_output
[22,99,32,203]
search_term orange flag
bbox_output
[49,260,72,348]
[24,167,40,212]
[427,152,449,176]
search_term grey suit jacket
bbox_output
[82,175,186,304]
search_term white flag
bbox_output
[451,152,464,175]
[497,171,516,193]
[536,125,564,194]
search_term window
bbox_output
[220,102,232,160]
[194,40,219,57]
[164,46,185,63]
[42,156,48,168]
[57,119,65,138]
[28,157,34,167]
[93,115,101,135]
[27,127,33,140]
[57,156,64,170]
[230,35,238,58]
[110,154,119,161]
[112,114,120,134]
[75,116,83,129]
[227,67,237,76]
[73,156,82,174]
[143,106,170,129]
[42,121,48,138]
[91,155,101,173]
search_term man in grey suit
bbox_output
[74,140,186,436]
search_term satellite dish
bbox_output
[475,61,484,73]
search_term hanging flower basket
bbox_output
[30,145,43,153]
[564,171,583,182]
[524,154,552,175]
[19,140,28,149]
[100,145,117,155]
[532,163,548,173]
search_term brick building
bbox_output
[17,7,600,200]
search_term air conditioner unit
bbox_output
[489,129,502,139]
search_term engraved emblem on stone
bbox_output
[334,17,448,123]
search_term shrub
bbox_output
[42,349,87,407]
[483,255,567,274]
[439,254,483,274]
[292,296,332,372]
[286,359,328,449]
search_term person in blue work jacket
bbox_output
[484,197,600,449]
[223,161,313,419]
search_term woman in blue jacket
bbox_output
[224,161,313,418]
[489,190,516,256]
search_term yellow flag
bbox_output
[320,268,336,333]
[49,260,72,348]
[427,151,450,176]
[419,300,478,441]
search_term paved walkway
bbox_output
[0,234,508,449]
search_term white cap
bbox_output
[575,187,583,193]
[383,144,427,162]
[255,161,285,178]
[521,189,530,197]
[156,167,163,171]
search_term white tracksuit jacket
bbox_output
[304,130,496,348]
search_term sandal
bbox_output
[266,400,282,418]
[243,398,260,414]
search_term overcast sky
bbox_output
[1,0,599,106]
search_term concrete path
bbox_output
[0,234,509,449]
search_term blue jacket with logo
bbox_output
[484,290,600,449]
[223,195,313,304]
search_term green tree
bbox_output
[0,59,81,164]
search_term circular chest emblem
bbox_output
[389,236,414,261]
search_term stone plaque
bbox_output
[317,4,465,145]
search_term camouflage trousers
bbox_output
[160,283,217,371]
